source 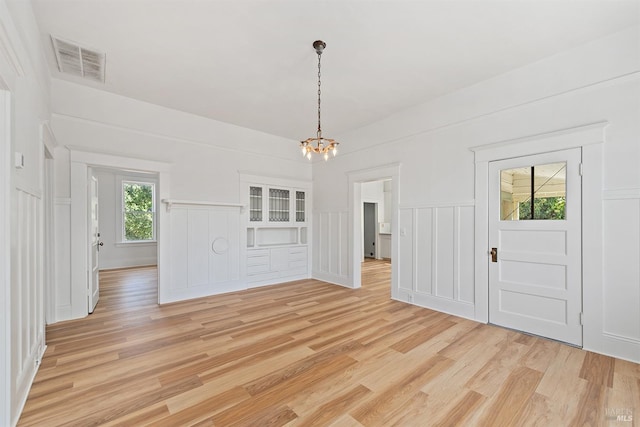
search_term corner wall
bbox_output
[0,0,52,424]
[50,79,312,319]
[312,26,640,362]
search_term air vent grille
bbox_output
[51,36,105,83]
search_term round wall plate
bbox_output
[212,237,229,254]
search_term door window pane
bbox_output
[500,162,566,221]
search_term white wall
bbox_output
[51,79,311,316]
[0,0,51,425]
[93,168,158,269]
[312,26,640,362]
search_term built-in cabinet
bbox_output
[244,180,311,287]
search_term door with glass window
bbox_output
[489,148,582,345]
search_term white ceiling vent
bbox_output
[51,36,105,83]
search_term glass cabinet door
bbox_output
[296,191,305,222]
[249,186,262,222]
[269,188,290,222]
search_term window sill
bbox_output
[115,241,157,248]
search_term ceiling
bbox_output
[31,0,639,141]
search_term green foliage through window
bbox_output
[123,182,155,241]
[519,196,566,220]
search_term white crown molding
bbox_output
[470,121,609,162]
[0,18,24,77]
[53,112,306,166]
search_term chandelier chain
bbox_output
[317,51,322,135]
[299,40,338,161]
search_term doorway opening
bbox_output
[348,164,399,295]
[359,179,393,290]
[472,122,606,350]
[488,148,582,345]
[69,149,170,319]
[363,202,376,259]
[89,167,159,313]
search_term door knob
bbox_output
[99,242,104,247]
[490,247,497,263]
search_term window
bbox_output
[500,162,566,221]
[122,181,155,241]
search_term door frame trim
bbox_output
[69,149,171,318]
[470,122,607,339]
[348,163,400,289]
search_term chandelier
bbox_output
[300,40,339,161]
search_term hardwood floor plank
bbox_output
[295,385,371,427]
[464,338,530,397]
[580,351,616,388]
[431,390,485,427]
[477,366,543,426]
[536,344,588,400]
[17,260,640,426]
[350,354,454,426]
[390,318,457,354]
[571,380,607,426]
[519,336,562,373]
[153,386,250,427]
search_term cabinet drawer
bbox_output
[247,255,270,267]
[289,259,307,270]
[247,264,270,275]
[248,249,270,258]
[288,247,307,261]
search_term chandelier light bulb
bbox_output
[324,152,329,161]
[333,147,337,156]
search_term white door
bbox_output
[88,174,100,313]
[489,148,582,346]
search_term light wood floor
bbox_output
[19,260,639,426]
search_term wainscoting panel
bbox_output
[458,206,476,304]
[603,192,640,344]
[167,205,242,302]
[435,207,455,299]
[313,211,350,286]
[187,209,209,288]
[397,203,475,319]
[415,208,433,294]
[54,198,71,321]
[12,187,45,424]
[209,210,240,284]
[398,208,414,292]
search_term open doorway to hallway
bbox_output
[89,167,159,312]
[348,163,399,291]
[360,179,392,289]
